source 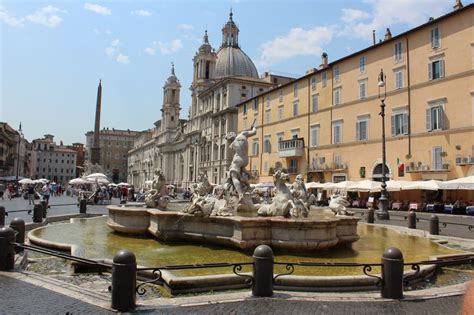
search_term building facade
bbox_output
[85,128,139,183]
[31,135,77,183]
[237,3,474,184]
[0,122,32,179]
[128,12,292,188]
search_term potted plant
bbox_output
[455,145,461,151]
[405,153,412,160]
[440,151,448,158]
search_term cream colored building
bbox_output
[238,3,474,184]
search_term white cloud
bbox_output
[84,3,111,16]
[340,0,451,40]
[257,26,336,67]
[116,54,130,64]
[341,8,369,24]
[0,6,25,26]
[26,5,64,28]
[131,9,151,16]
[177,23,193,30]
[105,39,120,56]
[1,5,66,28]
[144,39,183,56]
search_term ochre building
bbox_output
[237,3,474,184]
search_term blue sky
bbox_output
[1,0,462,144]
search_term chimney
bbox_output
[453,0,463,10]
[384,28,392,41]
[319,52,328,69]
[372,30,376,45]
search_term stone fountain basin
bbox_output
[107,205,359,252]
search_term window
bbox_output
[264,161,269,173]
[241,93,246,98]
[266,95,270,107]
[243,118,248,130]
[293,83,298,97]
[311,76,316,90]
[253,99,258,110]
[265,110,271,124]
[291,129,300,139]
[333,88,341,105]
[359,56,366,72]
[321,72,327,87]
[292,102,299,116]
[279,89,283,102]
[312,94,319,112]
[243,104,248,115]
[395,70,404,89]
[310,125,320,147]
[432,146,443,170]
[359,80,367,99]
[431,27,440,48]
[356,118,368,141]
[277,106,284,120]
[429,59,444,80]
[394,42,403,62]
[334,155,342,168]
[426,103,445,131]
[276,132,284,148]
[332,121,342,144]
[289,159,298,174]
[264,136,271,153]
[333,66,340,81]
[252,141,259,156]
[391,112,408,136]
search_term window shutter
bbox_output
[356,122,360,141]
[440,59,445,78]
[440,107,446,130]
[428,63,433,80]
[430,28,434,47]
[402,114,408,134]
[426,108,432,131]
[391,115,395,136]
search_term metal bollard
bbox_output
[381,247,404,299]
[429,215,439,235]
[40,200,47,218]
[252,245,274,297]
[79,198,87,214]
[32,204,43,223]
[0,206,5,226]
[111,249,136,312]
[9,218,25,253]
[0,227,16,271]
[367,208,374,223]
[407,211,416,229]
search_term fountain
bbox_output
[106,122,359,252]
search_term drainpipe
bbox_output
[406,36,412,157]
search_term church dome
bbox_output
[215,46,259,78]
[214,10,258,79]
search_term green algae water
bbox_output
[30,216,460,276]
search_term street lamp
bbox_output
[15,122,23,182]
[376,70,390,220]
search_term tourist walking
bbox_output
[42,183,51,208]
[27,185,36,205]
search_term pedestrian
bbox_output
[0,183,4,200]
[42,182,51,208]
[8,184,14,200]
[27,184,36,205]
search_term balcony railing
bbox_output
[456,156,474,166]
[287,167,298,174]
[278,138,304,158]
[307,163,347,172]
[406,164,450,172]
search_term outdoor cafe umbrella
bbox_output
[18,178,34,185]
[347,180,381,192]
[117,182,129,186]
[402,180,442,191]
[69,178,88,185]
[440,176,474,190]
[86,177,110,185]
[305,182,325,189]
[85,173,108,180]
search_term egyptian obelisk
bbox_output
[91,80,102,165]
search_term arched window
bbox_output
[372,163,390,182]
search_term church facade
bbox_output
[128,12,292,187]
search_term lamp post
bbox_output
[376,70,390,220]
[15,123,23,182]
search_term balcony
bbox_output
[406,163,451,173]
[307,163,347,172]
[278,138,304,158]
[456,156,474,166]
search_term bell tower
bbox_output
[162,63,181,131]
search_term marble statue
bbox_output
[145,169,169,208]
[328,194,354,216]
